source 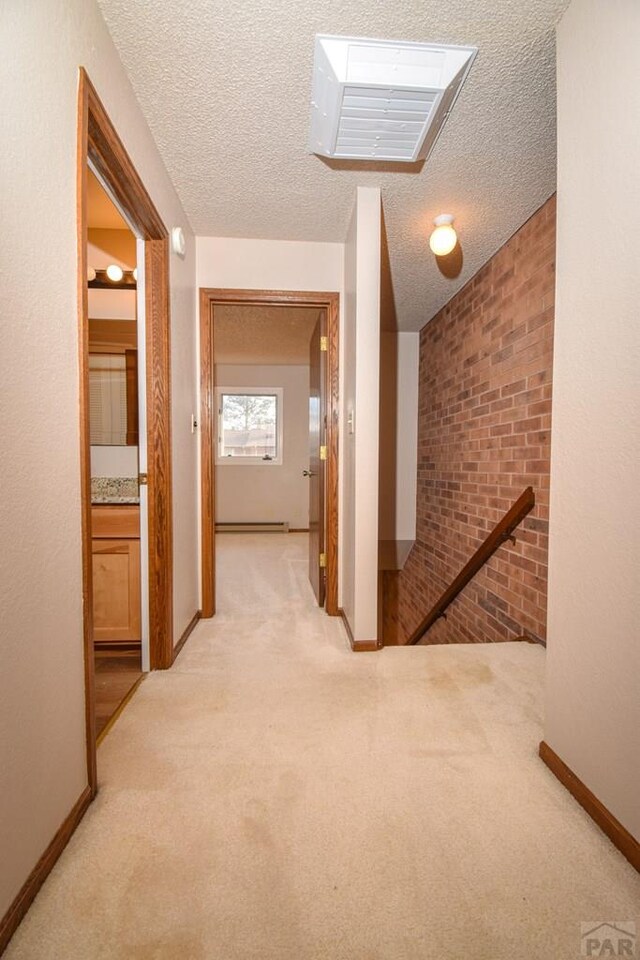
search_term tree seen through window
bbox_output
[220,393,278,459]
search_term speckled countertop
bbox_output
[91,477,139,504]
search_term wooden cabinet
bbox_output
[91,505,141,644]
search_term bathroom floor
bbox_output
[94,651,143,738]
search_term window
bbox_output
[215,387,283,465]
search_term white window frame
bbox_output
[215,386,284,466]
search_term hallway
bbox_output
[6,534,639,959]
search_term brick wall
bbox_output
[384,196,555,645]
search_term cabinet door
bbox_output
[92,538,141,642]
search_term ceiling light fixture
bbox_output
[106,264,124,282]
[429,214,457,256]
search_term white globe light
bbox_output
[429,214,457,257]
[106,264,124,282]
[132,268,137,281]
[87,266,96,282]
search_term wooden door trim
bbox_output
[77,68,174,793]
[199,288,340,617]
[199,290,216,617]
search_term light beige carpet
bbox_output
[6,534,639,959]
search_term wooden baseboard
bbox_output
[514,634,546,647]
[0,786,93,955]
[352,639,381,651]
[172,610,201,664]
[339,609,381,652]
[539,741,639,872]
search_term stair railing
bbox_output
[408,486,535,645]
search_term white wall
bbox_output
[90,445,138,478]
[545,0,640,840]
[379,332,419,542]
[342,188,382,642]
[0,0,198,919]
[196,237,344,597]
[215,365,309,529]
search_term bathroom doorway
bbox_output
[86,169,145,738]
[77,69,173,791]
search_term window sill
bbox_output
[215,458,283,467]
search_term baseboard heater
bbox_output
[215,521,290,533]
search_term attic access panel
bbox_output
[309,35,477,163]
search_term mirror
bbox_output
[89,348,138,445]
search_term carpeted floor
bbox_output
[6,533,639,958]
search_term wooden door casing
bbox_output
[199,290,340,618]
[308,312,326,606]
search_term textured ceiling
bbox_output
[214,305,320,365]
[97,0,569,331]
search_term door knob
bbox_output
[303,469,315,477]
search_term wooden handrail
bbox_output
[408,486,535,645]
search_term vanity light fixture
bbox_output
[429,214,457,256]
[132,267,137,281]
[106,263,124,282]
[88,269,137,290]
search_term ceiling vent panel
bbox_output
[309,35,477,163]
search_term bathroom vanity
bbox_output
[91,478,140,645]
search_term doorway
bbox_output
[77,69,173,792]
[86,169,144,737]
[199,289,340,619]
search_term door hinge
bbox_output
[320,444,327,461]
[138,472,148,486]
[319,552,327,568]
[320,335,328,352]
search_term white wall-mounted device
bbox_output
[171,226,186,258]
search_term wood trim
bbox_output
[325,294,340,616]
[339,608,382,652]
[199,289,340,621]
[408,486,535,644]
[145,239,173,668]
[78,68,173,680]
[77,69,98,797]
[0,787,92,955]
[125,349,138,445]
[539,741,640,872]
[172,610,201,664]
[199,290,215,618]
[352,640,381,652]
[86,84,165,240]
[289,528,310,533]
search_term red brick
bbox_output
[383,197,554,647]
